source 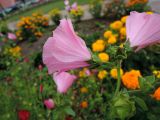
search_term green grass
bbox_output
[5,0,92,22]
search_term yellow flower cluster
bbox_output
[122,70,141,89]
[104,31,112,38]
[92,39,105,52]
[98,52,109,62]
[153,70,160,78]
[91,15,129,64]
[34,31,43,38]
[146,11,153,15]
[98,70,108,80]
[80,87,88,93]
[16,12,49,40]
[103,16,128,45]
[9,46,21,57]
[110,20,123,30]
[108,35,117,44]
[110,68,124,79]
[70,6,84,17]
[49,8,60,17]
[104,30,118,44]
[121,16,128,23]
[16,30,23,40]
[33,13,48,26]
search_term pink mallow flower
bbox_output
[71,2,78,10]
[43,19,91,74]
[65,5,71,11]
[8,33,17,40]
[53,72,77,93]
[126,11,160,51]
[44,99,55,109]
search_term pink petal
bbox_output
[53,72,77,93]
[43,19,91,73]
[65,5,71,11]
[126,11,160,51]
[71,2,78,10]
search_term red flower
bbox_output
[23,57,29,63]
[18,110,30,120]
[65,116,73,120]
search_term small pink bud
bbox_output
[85,69,91,76]
[44,99,55,109]
[8,33,17,40]
[38,64,43,71]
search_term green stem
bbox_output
[123,90,141,93]
[115,61,122,96]
[47,110,51,120]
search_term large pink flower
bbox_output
[43,19,91,74]
[126,11,160,51]
[53,72,77,93]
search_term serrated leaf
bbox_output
[139,76,154,92]
[134,97,148,111]
[64,107,76,117]
[139,77,145,89]
[145,76,155,84]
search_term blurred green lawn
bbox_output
[6,0,92,22]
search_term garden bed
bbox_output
[1,0,160,120]
[19,19,110,56]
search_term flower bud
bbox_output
[44,99,55,109]
[109,93,136,120]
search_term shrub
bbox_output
[16,12,49,42]
[49,8,61,25]
[104,0,127,19]
[126,0,151,13]
[89,0,103,19]
[69,6,84,23]
[0,21,9,34]
[104,0,151,20]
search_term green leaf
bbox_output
[139,77,146,90]
[134,97,148,111]
[139,76,155,92]
[145,76,155,84]
[147,113,157,120]
[64,107,76,117]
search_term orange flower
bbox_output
[80,101,88,108]
[80,87,88,93]
[152,87,160,100]
[34,31,43,37]
[127,0,148,6]
[122,70,141,89]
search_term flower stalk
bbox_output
[115,60,122,96]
